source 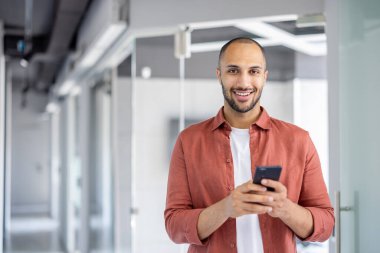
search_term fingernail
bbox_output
[267,207,272,212]
[262,179,267,184]
[268,197,273,202]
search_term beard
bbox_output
[221,80,262,113]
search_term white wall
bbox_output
[113,76,133,253]
[293,79,329,187]
[11,88,50,215]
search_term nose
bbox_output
[237,72,251,88]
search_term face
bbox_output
[217,42,268,114]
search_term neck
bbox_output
[223,104,262,129]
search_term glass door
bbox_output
[132,35,181,253]
[337,0,380,252]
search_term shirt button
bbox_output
[230,242,235,248]
[226,158,231,163]
[228,186,233,191]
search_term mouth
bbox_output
[232,89,255,102]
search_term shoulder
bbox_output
[269,117,310,140]
[179,117,214,141]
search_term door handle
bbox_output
[334,191,353,253]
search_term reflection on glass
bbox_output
[89,83,114,252]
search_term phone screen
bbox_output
[253,166,282,191]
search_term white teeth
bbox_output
[235,91,252,96]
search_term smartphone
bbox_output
[253,166,282,191]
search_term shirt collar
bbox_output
[211,106,272,131]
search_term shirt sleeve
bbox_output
[298,133,335,242]
[164,134,207,246]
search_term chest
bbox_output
[184,131,306,206]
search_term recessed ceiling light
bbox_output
[20,58,29,68]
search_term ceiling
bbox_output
[1,1,326,108]
[131,18,326,81]
[1,0,91,94]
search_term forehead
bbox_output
[220,42,265,67]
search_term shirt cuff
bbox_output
[184,208,209,246]
[183,209,208,246]
[301,207,331,242]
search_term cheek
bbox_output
[220,77,233,87]
[223,76,240,86]
[255,79,265,89]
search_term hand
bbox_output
[224,180,274,218]
[258,179,292,219]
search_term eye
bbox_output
[249,69,261,75]
[227,68,239,74]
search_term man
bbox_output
[164,37,334,253]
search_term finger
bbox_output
[237,181,267,193]
[261,179,286,192]
[239,202,273,214]
[240,193,274,204]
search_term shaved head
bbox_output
[218,37,267,69]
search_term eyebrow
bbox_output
[225,64,263,69]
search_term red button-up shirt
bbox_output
[165,107,334,253]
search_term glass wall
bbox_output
[338,0,380,252]
[88,81,114,253]
[60,94,82,253]
[132,35,181,253]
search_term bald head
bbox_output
[218,37,267,70]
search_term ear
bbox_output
[216,68,221,83]
[264,70,269,82]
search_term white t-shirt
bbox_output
[230,127,264,253]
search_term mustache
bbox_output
[219,80,257,92]
[232,87,256,92]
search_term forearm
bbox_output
[281,200,314,239]
[197,198,229,240]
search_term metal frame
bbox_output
[4,62,12,251]
[326,0,340,252]
[79,83,91,253]
[131,40,137,253]
[0,20,5,253]
[92,80,113,249]
[49,109,60,221]
[65,95,77,252]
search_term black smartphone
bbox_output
[253,166,282,191]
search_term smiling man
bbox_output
[165,37,334,253]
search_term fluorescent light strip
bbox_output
[296,33,326,42]
[191,38,280,53]
[56,23,127,97]
[190,34,325,53]
[189,14,298,30]
[77,22,127,69]
[57,79,75,96]
[236,21,326,56]
[92,26,177,71]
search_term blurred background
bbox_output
[0,0,379,253]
